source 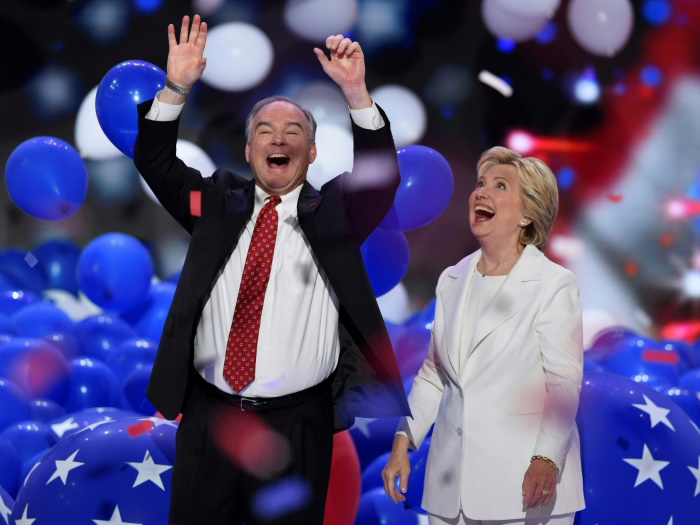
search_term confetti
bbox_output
[24,251,38,268]
[190,190,202,216]
[607,193,623,202]
[127,419,154,437]
[478,70,513,97]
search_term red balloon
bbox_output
[324,430,361,524]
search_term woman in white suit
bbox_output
[383,146,585,524]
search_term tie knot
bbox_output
[267,195,281,207]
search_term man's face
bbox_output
[245,101,317,196]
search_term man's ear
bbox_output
[309,142,317,164]
[245,143,250,163]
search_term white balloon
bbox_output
[283,0,358,42]
[306,124,353,189]
[482,0,551,42]
[369,84,427,147]
[200,22,274,92]
[192,0,225,17]
[74,86,122,160]
[293,81,351,130]
[377,282,411,325]
[493,0,561,19]
[140,139,216,204]
[567,0,633,57]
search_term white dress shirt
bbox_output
[145,92,385,397]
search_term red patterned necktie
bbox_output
[223,194,282,393]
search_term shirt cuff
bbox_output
[145,91,185,122]
[349,101,385,130]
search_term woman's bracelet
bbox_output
[531,455,559,473]
[165,77,191,96]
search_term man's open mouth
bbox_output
[267,153,290,167]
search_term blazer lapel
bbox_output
[466,244,543,358]
[220,182,255,260]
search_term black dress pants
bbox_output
[168,374,334,525]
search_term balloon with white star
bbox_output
[575,372,700,524]
[0,481,13,525]
[11,416,177,524]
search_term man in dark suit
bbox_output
[133,14,411,525]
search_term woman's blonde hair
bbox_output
[477,146,559,250]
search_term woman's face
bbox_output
[469,164,527,247]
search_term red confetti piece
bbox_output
[607,193,623,202]
[642,349,679,365]
[190,190,202,216]
[127,420,154,437]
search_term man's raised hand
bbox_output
[314,35,371,109]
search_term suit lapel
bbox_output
[466,244,543,358]
[220,182,255,261]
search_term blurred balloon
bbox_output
[361,228,410,297]
[77,233,154,312]
[122,366,156,415]
[679,368,700,395]
[74,313,138,361]
[584,324,637,362]
[0,456,17,510]
[29,399,66,423]
[582,309,625,350]
[0,436,21,498]
[482,0,551,42]
[12,303,74,338]
[576,372,700,523]
[95,60,166,157]
[324,430,361,524]
[567,0,634,57]
[370,85,427,147]
[0,379,31,433]
[140,139,216,204]
[349,416,401,471]
[599,335,683,386]
[379,145,454,231]
[0,290,41,317]
[0,313,14,336]
[75,86,123,160]
[306,124,353,189]
[0,249,48,296]
[12,416,175,524]
[294,81,351,129]
[0,421,57,472]
[493,0,561,18]
[661,387,700,427]
[106,338,157,381]
[284,0,358,42]
[355,487,419,524]
[394,322,431,378]
[377,282,411,325]
[0,338,70,404]
[24,64,82,120]
[200,22,273,91]
[64,357,125,412]
[33,239,81,295]
[404,297,436,327]
[360,451,391,493]
[4,136,88,220]
[134,282,175,342]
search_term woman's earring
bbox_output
[519,220,526,227]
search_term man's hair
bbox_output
[244,96,317,142]
[477,146,559,250]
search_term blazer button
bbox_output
[455,427,462,437]
[458,390,463,399]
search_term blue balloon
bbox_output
[33,239,81,295]
[49,407,141,441]
[361,228,410,297]
[64,358,125,412]
[95,60,166,157]
[29,399,66,423]
[576,372,700,523]
[404,296,436,327]
[12,416,175,524]
[394,323,431,378]
[0,436,21,499]
[106,338,157,381]
[361,451,392,493]
[379,145,454,231]
[0,290,41,317]
[349,416,401,471]
[679,368,700,394]
[77,233,154,312]
[0,422,57,467]
[403,437,429,514]
[661,387,700,427]
[600,335,683,386]
[4,136,88,220]
[132,282,176,342]
[41,332,81,361]
[0,378,31,433]
[74,313,138,361]
[0,249,49,295]
[123,366,156,416]
[355,487,419,525]
[0,312,14,336]
[11,303,74,338]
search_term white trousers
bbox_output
[427,510,575,525]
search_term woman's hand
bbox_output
[382,434,412,503]
[522,457,557,508]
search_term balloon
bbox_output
[0,421,57,469]
[122,366,156,415]
[11,303,74,338]
[576,372,700,523]
[599,335,683,386]
[106,338,157,381]
[360,228,410,297]
[64,358,125,413]
[369,85,427,147]
[43,289,102,322]
[293,81,352,130]
[0,249,49,295]
[567,0,634,57]
[379,145,454,231]
[493,0,561,18]
[200,22,273,91]
[0,436,21,499]
[482,0,551,42]
[77,233,154,312]
[133,282,175,342]
[74,85,122,160]
[33,239,81,295]
[394,322,431,378]
[661,387,700,427]
[284,0,358,42]
[4,136,88,220]
[12,416,176,524]
[324,430,361,524]
[0,290,41,317]
[74,314,138,362]
[0,379,31,433]
[360,451,391,493]
[41,332,81,361]
[403,437,430,514]
[95,60,166,157]
[377,282,412,325]
[49,407,141,441]
[584,324,638,362]
[0,338,70,404]
[306,124,354,189]
[355,487,419,525]
[679,368,700,395]
[0,312,14,336]
[349,416,401,470]
[29,399,66,423]
[404,296,436,327]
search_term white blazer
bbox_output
[399,244,585,520]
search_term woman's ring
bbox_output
[542,489,550,495]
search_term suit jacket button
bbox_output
[455,427,462,437]
[458,390,463,399]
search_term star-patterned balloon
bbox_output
[575,372,700,524]
[10,416,177,524]
[0,483,13,525]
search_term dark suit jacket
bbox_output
[134,100,411,431]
